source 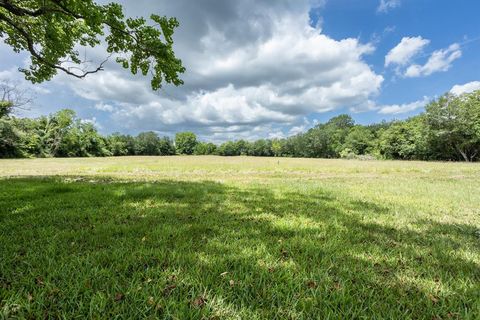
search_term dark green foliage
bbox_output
[377,116,429,160]
[106,133,134,156]
[135,132,162,155]
[343,126,375,155]
[0,116,23,157]
[217,140,251,156]
[194,142,217,155]
[135,132,175,156]
[425,92,480,162]
[0,109,153,157]
[175,132,197,155]
[292,114,356,159]
[248,139,273,156]
[0,100,14,117]
[157,137,176,156]
[217,141,241,156]
[0,0,184,89]
[0,107,179,158]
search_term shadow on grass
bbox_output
[0,177,479,319]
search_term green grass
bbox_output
[1,156,479,319]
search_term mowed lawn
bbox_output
[1,156,479,319]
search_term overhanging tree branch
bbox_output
[0,0,184,89]
[0,10,106,78]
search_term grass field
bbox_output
[1,156,479,319]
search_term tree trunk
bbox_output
[456,146,469,162]
[470,150,478,162]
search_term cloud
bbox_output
[350,96,430,115]
[385,36,430,67]
[450,81,480,95]
[349,100,378,113]
[53,0,384,140]
[0,69,16,81]
[93,102,116,112]
[378,96,430,114]
[404,44,462,77]
[385,38,462,78]
[377,0,401,13]
[288,118,314,136]
[62,70,159,105]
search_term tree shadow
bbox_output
[0,177,479,319]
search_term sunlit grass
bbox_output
[1,156,479,318]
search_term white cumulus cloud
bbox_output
[53,0,384,140]
[385,36,430,67]
[405,43,462,77]
[385,37,462,78]
[450,81,480,95]
[93,102,116,112]
[378,96,430,114]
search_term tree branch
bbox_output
[0,0,66,17]
[0,10,108,78]
[0,0,184,87]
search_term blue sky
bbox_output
[1,0,479,141]
[310,0,480,124]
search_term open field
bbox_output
[1,156,479,319]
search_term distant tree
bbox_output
[305,126,332,158]
[12,116,42,156]
[107,133,130,156]
[135,131,161,155]
[217,141,240,156]
[217,140,253,156]
[366,120,392,133]
[39,109,77,157]
[425,91,480,162]
[123,135,137,155]
[175,132,197,155]
[283,134,309,158]
[235,140,250,156]
[77,122,109,156]
[2,90,479,162]
[157,136,176,155]
[0,0,184,89]
[305,114,355,158]
[194,142,217,155]
[0,100,12,118]
[342,126,375,155]
[0,100,24,157]
[271,139,283,157]
[106,133,138,156]
[327,114,355,129]
[248,139,273,156]
[378,116,428,160]
[325,114,355,156]
[133,132,175,156]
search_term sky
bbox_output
[1,0,480,142]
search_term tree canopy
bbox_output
[425,92,480,162]
[0,0,185,89]
[1,90,479,162]
[175,131,197,155]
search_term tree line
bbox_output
[1,90,479,161]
